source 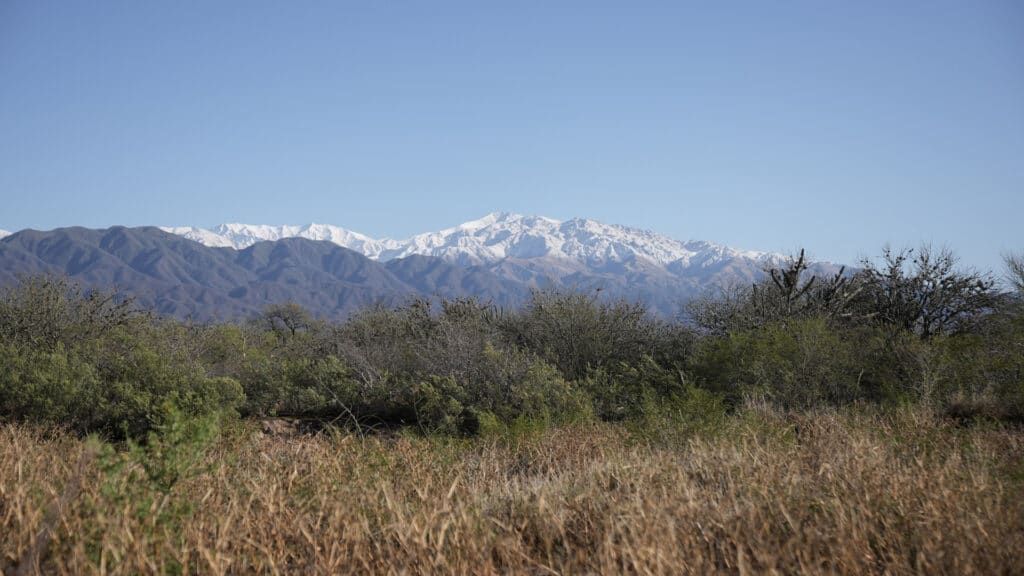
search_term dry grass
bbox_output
[2,408,1023,575]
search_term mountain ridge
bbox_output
[1,215,845,319]
[0,227,530,321]
[158,213,845,316]
[161,212,777,268]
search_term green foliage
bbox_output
[345,352,588,436]
[581,355,688,421]
[91,403,221,552]
[625,384,727,445]
[412,375,468,435]
[690,317,867,409]
[934,311,1024,421]
[505,289,689,381]
[0,284,243,436]
[324,298,590,433]
[2,262,1020,437]
[0,275,141,350]
[0,341,100,425]
[126,403,221,494]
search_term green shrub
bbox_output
[626,384,727,445]
[91,402,221,555]
[325,298,590,433]
[690,317,866,409]
[935,311,1024,421]
[0,323,243,437]
[503,289,686,381]
[0,342,100,425]
[580,356,688,421]
[412,375,468,435]
[90,328,243,435]
[343,353,589,436]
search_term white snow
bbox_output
[162,213,780,271]
[0,229,10,240]
[160,226,237,248]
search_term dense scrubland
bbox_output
[1,246,1023,574]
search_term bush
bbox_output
[686,250,861,334]
[0,336,242,437]
[580,356,690,421]
[320,298,589,433]
[626,384,727,445]
[0,342,101,426]
[934,310,1024,421]
[92,402,222,552]
[332,346,588,436]
[89,326,244,435]
[1,264,1016,436]
[690,317,867,409]
[0,275,140,351]
[504,289,688,381]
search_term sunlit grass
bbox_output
[2,407,1022,574]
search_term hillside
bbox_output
[0,227,528,320]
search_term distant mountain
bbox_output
[0,230,10,239]
[0,227,529,321]
[162,223,396,257]
[161,213,843,314]
[0,216,845,319]
[162,212,772,266]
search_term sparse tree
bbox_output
[687,249,861,333]
[258,302,314,338]
[504,289,668,381]
[766,249,816,316]
[1004,251,1024,295]
[0,275,138,350]
[857,245,995,339]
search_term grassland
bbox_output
[3,258,1022,574]
[3,406,1022,575]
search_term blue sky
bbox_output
[1,1,1022,271]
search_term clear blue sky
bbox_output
[1,1,1022,271]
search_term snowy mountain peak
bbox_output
[162,213,780,271]
[160,222,395,257]
[0,230,11,240]
[450,211,513,231]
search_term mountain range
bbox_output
[0,214,842,320]
[161,212,770,265]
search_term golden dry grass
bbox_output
[2,408,1023,575]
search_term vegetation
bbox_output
[0,243,1022,573]
[3,408,1023,574]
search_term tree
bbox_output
[858,245,995,339]
[1004,251,1024,295]
[687,249,861,333]
[766,248,816,316]
[258,302,314,338]
[0,275,139,350]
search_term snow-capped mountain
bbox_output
[0,216,844,318]
[0,230,10,240]
[159,213,841,315]
[163,223,397,257]
[162,212,777,269]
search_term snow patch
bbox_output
[163,213,787,274]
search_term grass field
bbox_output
[3,406,1022,575]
